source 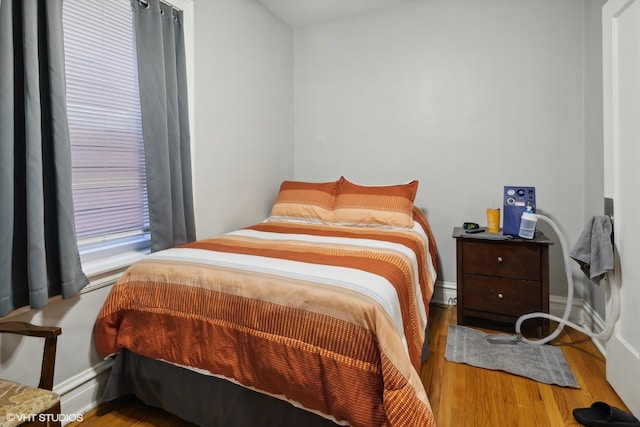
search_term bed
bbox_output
[94,177,439,426]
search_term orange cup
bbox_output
[487,208,501,233]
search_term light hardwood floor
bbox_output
[422,304,629,427]
[71,304,629,426]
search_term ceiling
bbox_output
[257,0,415,28]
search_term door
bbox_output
[602,0,640,416]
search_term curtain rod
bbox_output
[137,0,182,13]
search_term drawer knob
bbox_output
[497,256,503,263]
[497,293,504,299]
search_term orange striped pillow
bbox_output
[331,177,418,228]
[269,180,338,222]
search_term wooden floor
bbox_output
[71,304,629,426]
[422,304,629,427]
[68,395,197,427]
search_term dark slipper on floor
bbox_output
[573,401,640,427]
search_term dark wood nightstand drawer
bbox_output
[461,240,540,281]
[462,274,542,317]
[453,227,552,336]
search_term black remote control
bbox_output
[465,228,485,234]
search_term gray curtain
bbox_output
[133,0,196,252]
[0,0,88,317]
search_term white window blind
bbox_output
[63,0,150,264]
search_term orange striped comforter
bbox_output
[95,216,438,427]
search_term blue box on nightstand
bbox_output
[503,186,536,236]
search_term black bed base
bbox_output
[102,330,430,426]
[102,349,341,426]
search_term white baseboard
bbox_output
[580,299,607,355]
[607,335,640,416]
[549,294,583,324]
[56,360,113,425]
[431,280,457,307]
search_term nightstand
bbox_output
[452,227,553,336]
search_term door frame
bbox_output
[602,0,640,416]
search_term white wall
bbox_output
[0,286,114,414]
[582,0,607,318]
[194,0,294,238]
[293,0,596,301]
[0,0,293,417]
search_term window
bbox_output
[63,0,150,272]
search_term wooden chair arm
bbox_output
[0,321,61,338]
[0,321,62,390]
